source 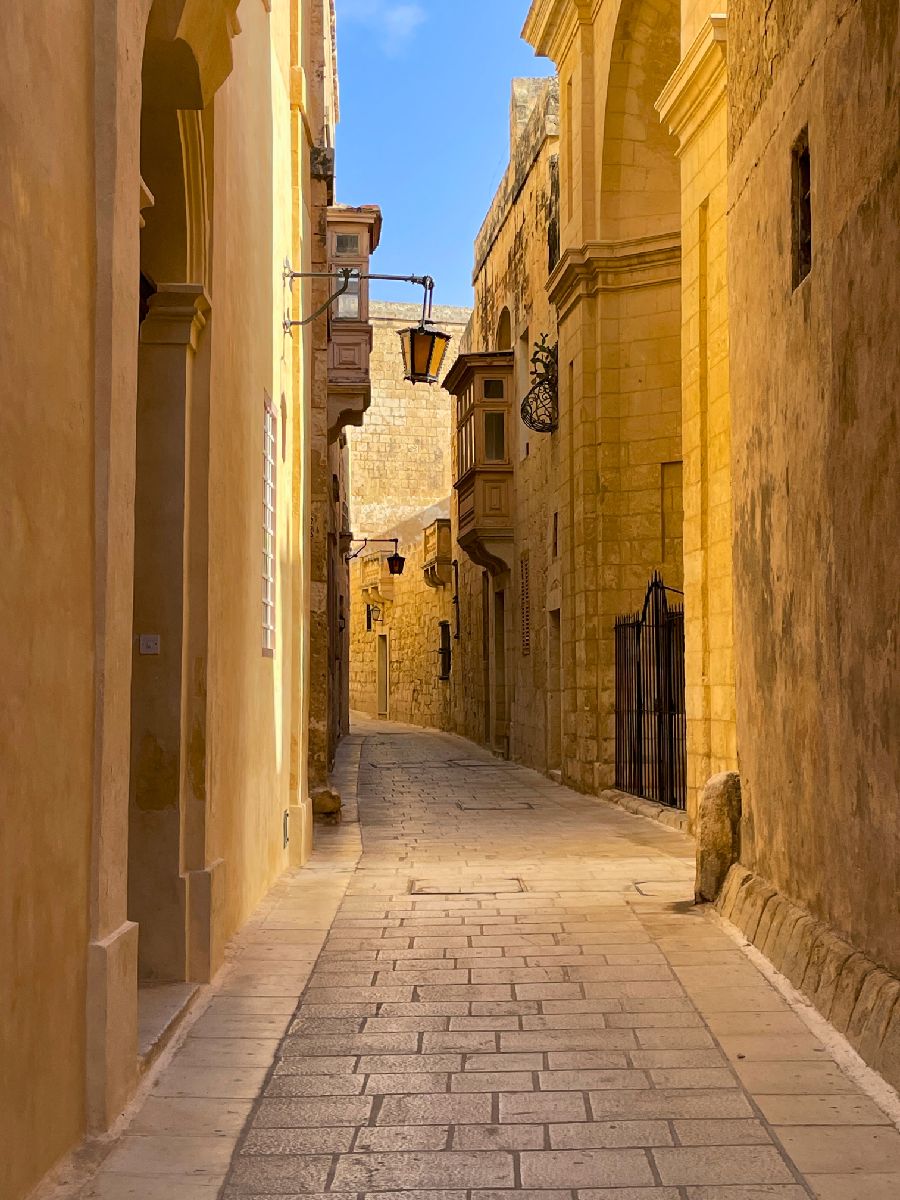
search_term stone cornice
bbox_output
[522,0,588,65]
[548,233,681,319]
[656,15,727,154]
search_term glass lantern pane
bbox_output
[413,331,433,376]
[428,333,450,379]
[399,330,412,374]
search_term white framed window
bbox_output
[262,393,276,656]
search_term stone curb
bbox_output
[717,864,900,1093]
[597,787,690,834]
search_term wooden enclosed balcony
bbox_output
[443,352,515,576]
[327,204,382,440]
[360,552,395,606]
[423,519,452,588]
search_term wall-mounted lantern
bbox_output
[283,264,451,386]
[386,549,406,576]
[520,334,559,433]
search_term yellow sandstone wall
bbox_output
[348,303,470,539]
[0,3,96,1194]
[453,78,561,772]
[727,0,900,978]
[0,3,329,1195]
[205,0,296,954]
[523,2,684,794]
[349,507,455,727]
[658,8,736,824]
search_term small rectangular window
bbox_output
[484,379,505,399]
[438,620,452,680]
[366,604,373,632]
[335,233,359,255]
[520,554,531,656]
[262,394,277,656]
[484,412,506,461]
[791,128,812,289]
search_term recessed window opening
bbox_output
[438,621,452,680]
[520,554,531,656]
[366,604,373,632]
[497,308,512,351]
[791,128,812,289]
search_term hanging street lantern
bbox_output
[397,276,450,384]
[398,322,451,385]
[386,548,406,576]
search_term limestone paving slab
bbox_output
[74,721,898,1200]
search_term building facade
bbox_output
[344,0,900,1090]
[0,3,352,1197]
[712,0,900,1087]
[348,302,470,726]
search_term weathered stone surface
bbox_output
[696,774,742,902]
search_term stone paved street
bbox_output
[80,719,900,1200]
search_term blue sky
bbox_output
[333,1,554,309]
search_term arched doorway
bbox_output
[128,7,215,1014]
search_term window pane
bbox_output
[484,379,505,399]
[484,412,505,461]
[335,233,359,255]
[336,278,360,320]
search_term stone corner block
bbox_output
[695,771,742,903]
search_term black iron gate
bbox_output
[614,572,686,810]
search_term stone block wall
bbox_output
[449,78,561,774]
[349,503,454,728]
[658,12,737,825]
[727,0,900,980]
[348,303,470,539]
[347,303,469,723]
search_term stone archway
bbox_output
[594,0,683,785]
[85,0,238,1132]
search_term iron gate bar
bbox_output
[614,572,687,810]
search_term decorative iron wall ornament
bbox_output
[520,334,559,433]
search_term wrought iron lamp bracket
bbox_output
[520,333,559,433]
[282,259,435,332]
[346,537,400,562]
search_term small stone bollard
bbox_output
[695,771,742,903]
[312,787,342,823]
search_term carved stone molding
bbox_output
[548,232,681,320]
[656,15,728,154]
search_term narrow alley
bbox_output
[78,719,900,1200]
